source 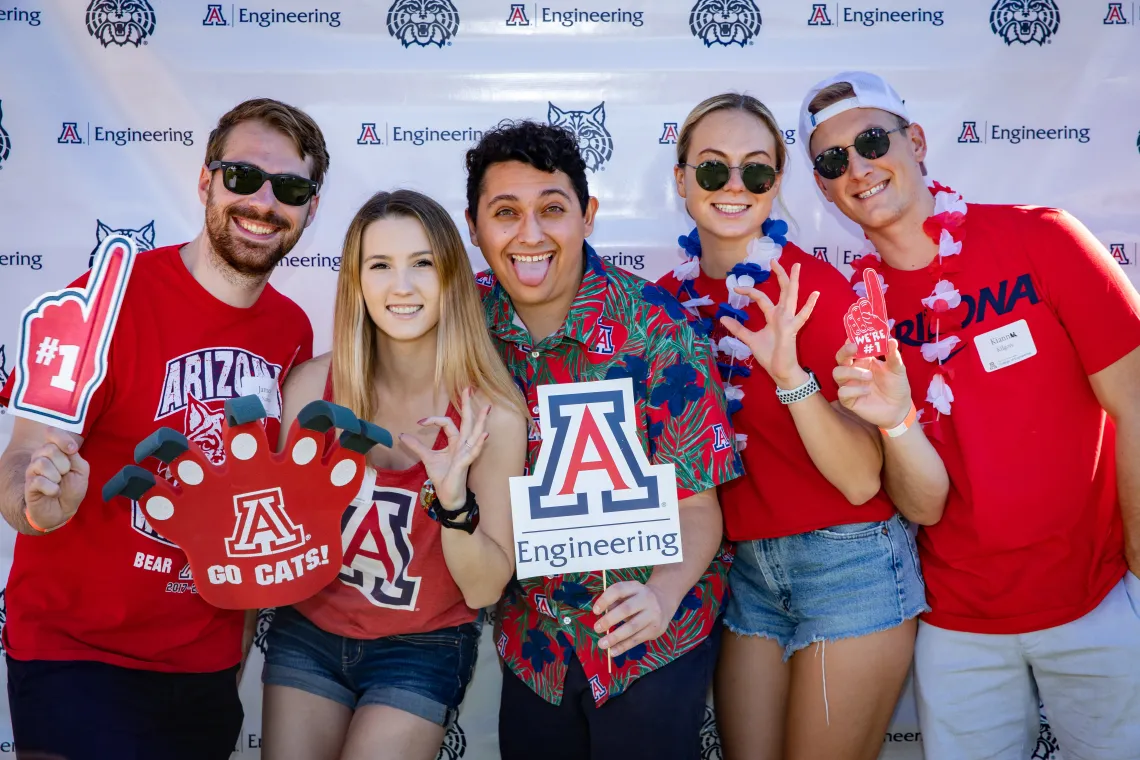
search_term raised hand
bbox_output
[399,387,491,511]
[719,260,821,388]
[24,427,88,533]
[833,338,914,430]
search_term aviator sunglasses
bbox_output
[678,160,779,195]
[812,125,909,180]
[207,160,319,206]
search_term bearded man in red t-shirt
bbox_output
[800,71,1140,760]
[0,98,325,760]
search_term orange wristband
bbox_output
[25,508,69,534]
[879,404,917,439]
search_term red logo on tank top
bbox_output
[338,486,422,610]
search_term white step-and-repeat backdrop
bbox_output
[1,1,1137,757]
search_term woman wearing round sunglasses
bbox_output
[657,93,937,760]
[260,190,528,760]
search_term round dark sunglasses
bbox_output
[812,126,909,180]
[207,160,319,206]
[679,161,778,195]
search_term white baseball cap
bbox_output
[798,71,910,158]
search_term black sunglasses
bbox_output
[206,160,319,206]
[812,126,909,180]
[679,161,779,195]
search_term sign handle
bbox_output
[603,570,611,674]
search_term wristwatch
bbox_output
[880,404,918,438]
[775,369,821,405]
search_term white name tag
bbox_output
[974,319,1037,372]
[237,373,281,418]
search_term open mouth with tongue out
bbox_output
[510,252,554,287]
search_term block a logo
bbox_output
[0,101,10,169]
[659,122,679,144]
[338,485,421,610]
[812,246,830,264]
[548,102,613,172]
[203,4,227,25]
[357,123,383,145]
[1109,243,1133,266]
[387,0,459,47]
[58,122,83,144]
[1103,3,1128,23]
[690,0,762,46]
[225,487,306,558]
[958,121,982,143]
[989,0,1060,45]
[808,3,833,25]
[86,0,156,47]
[506,3,529,25]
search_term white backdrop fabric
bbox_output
[2,1,1138,757]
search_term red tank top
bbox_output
[292,375,477,638]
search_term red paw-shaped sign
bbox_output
[9,234,137,432]
[844,268,891,358]
[102,396,391,610]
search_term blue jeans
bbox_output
[724,513,929,658]
[262,606,481,726]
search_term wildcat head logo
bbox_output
[989,0,1060,45]
[86,0,156,47]
[184,395,226,465]
[689,0,763,47]
[548,102,613,172]
[699,704,722,760]
[437,721,467,760]
[89,220,155,268]
[386,0,460,47]
[0,589,6,657]
[254,607,275,654]
[0,101,10,170]
[0,345,9,391]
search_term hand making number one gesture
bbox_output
[833,269,914,431]
[719,259,821,389]
[399,387,491,512]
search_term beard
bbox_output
[205,186,306,277]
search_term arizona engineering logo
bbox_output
[957,120,1089,144]
[89,219,155,268]
[338,485,422,610]
[989,0,1059,45]
[58,121,194,147]
[1104,2,1137,24]
[86,0,156,47]
[504,3,644,28]
[689,0,762,46]
[387,0,459,47]
[202,4,342,28]
[548,102,613,171]
[356,121,486,148]
[807,3,944,26]
[0,100,10,169]
[659,120,797,146]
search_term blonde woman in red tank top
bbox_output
[260,190,528,760]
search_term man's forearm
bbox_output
[883,424,948,526]
[1116,413,1140,570]
[0,449,38,535]
[647,494,722,613]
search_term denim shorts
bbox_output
[724,513,929,659]
[261,605,481,726]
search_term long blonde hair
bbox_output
[332,190,527,424]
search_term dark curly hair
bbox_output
[465,120,589,222]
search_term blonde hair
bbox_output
[331,190,527,424]
[676,92,788,173]
[676,92,793,225]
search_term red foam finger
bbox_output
[10,236,138,432]
[864,267,888,324]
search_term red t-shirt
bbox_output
[658,242,895,540]
[293,380,477,639]
[882,205,1140,634]
[0,245,313,672]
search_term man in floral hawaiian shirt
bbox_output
[464,120,740,760]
